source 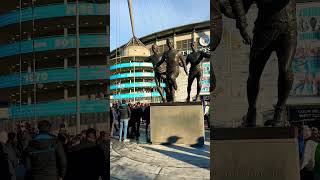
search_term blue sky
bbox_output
[110,0,210,50]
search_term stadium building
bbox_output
[110,0,320,126]
[0,0,109,132]
[110,21,211,103]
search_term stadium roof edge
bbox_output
[110,20,210,55]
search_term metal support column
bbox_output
[76,0,81,133]
[32,0,37,121]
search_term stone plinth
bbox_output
[211,127,300,180]
[150,102,204,145]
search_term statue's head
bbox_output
[190,41,197,51]
[310,17,317,30]
[166,38,174,49]
[151,44,158,53]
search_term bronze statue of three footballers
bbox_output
[146,0,297,128]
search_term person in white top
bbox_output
[301,125,318,180]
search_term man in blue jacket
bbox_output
[23,120,67,180]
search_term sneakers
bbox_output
[123,139,130,143]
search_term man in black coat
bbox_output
[23,120,67,180]
[97,131,109,180]
[65,128,107,180]
[17,122,32,157]
[130,102,143,139]
[144,104,151,143]
[0,130,17,180]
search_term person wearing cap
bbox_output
[118,99,131,142]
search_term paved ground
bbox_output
[110,130,210,180]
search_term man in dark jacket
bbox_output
[23,120,67,180]
[131,102,143,139]
[0,130,16,180]
[97,131,109,179]
[6,132,19,180]
[65,128,107,180]
[17,122,32,157]
[144,104,151,143]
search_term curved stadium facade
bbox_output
[0,0,109,132]
[110,21,211,103]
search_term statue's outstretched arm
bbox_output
[186,55,190,66]
[179,53,188,76]
[156,54,165,67]
[145,56,151,62]
[196,52,211,64]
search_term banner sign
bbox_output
[291,3,320,96]
[288,106,320,122]
[0,66,107,88]
[200,62,210,95]
[0,3,107,28]
[9,99,108,118]
[0,34,107,58]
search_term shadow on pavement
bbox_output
[143,136,210,169]
[143,145,209,169]
[166,143,210,158]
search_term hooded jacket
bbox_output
[23,132,67,180]
[118,104,131,120]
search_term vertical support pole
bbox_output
[76,0,81,133]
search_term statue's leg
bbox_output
[196,72,202,101]
[155,73,166,102]
[171,72,179,102]
[161,74,169,100]
[166,74,173,102]
[186,72,196,102]
[172,71,179,91]
[272,28,297,126]
[244,46,273,127]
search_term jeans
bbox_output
[119,119,129,141]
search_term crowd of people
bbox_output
[0,121,108,180]
[110,100,150,143]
